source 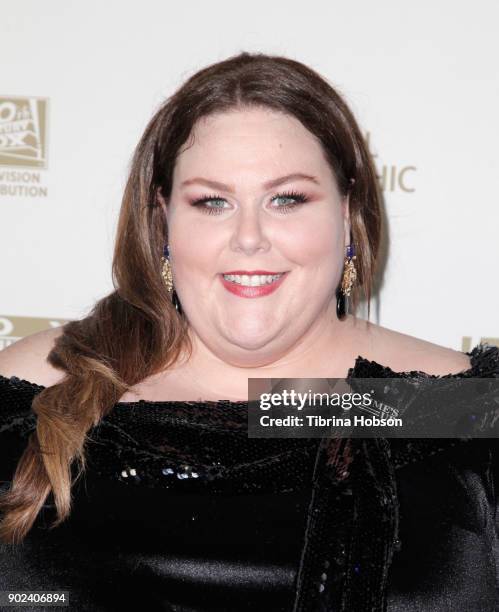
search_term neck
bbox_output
[174,310,369,401]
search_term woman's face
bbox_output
[163,107,350,366]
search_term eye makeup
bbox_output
[189,190,310,215]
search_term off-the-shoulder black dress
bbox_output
[0,344,498,612]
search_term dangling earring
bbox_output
[161,244,182,314]
[336,244,357,320]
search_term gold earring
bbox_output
[337,244,357,320]
[341,244,357,297]
[161,244,174,294]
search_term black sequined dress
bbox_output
[0,344,498,611]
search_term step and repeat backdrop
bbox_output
[1,1,498,352]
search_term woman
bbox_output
[0,52,497,611]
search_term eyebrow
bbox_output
[180,173,320,192]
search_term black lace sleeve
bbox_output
[0,374,40,437]
[0,374,41,485]
[493,438,499,538]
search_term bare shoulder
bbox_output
[353,318,471,376]
[0,327,67,387]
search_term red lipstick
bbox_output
[219,272,288,298]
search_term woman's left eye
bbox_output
[190,190,309,215]
[271,191,309,212]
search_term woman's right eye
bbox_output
[190,195,229,215]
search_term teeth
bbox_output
[223,273,283,286]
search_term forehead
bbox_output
[173,107,334,184]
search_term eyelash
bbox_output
[189,190,309,215]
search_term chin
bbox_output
[222,325,281,352]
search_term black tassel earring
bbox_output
[336,286,347,320]
[336,244,357,320]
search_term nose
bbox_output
[229,206,271,255]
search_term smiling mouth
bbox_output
[221,272,286,287]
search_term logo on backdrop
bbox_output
[365,131,417,193]
[462,336,499,352]
[0,96,49,198]
[0,315,68,351]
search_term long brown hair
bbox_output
[0,51,382,544]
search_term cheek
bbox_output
[282,215,344,265]
[169,225,221,278]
